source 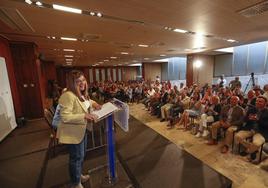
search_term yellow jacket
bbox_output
[56,91,88,144]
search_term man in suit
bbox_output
[235,96,268,163]
[207,96,244,154]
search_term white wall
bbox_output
[0,57,17,141]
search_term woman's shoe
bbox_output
[195,132,201,138]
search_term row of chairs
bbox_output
[44,107,58,157]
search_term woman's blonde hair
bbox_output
[66,70,88,101]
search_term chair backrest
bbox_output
[44,108,54,127]
[49,106,56,116]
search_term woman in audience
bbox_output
[196,96,221,138]
[57,70,101,188]
[176,92,202,130]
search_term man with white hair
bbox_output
[263,84,268,100]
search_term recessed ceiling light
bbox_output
[51,36,56,39]
[36,1,42,6]
[121,52,129,55]
[66,59,73,61]
[138,44,149,47]
[47,36,51,39]
[104,59,109,62]
[61,37,77,41]
[154,58,169,62]
[160,54,166,57]
[132,60,139,62]
[64,55,74,57]
[173,28,188,33]
[110,56,117,59]
[63,49,75,52]
[25,0,32,5]
[129,63,142,66]
[98,62,104,64]
[97,12,102,17]
[52,4,82,14]
[90,12,95,16]
[184,49,191,51]
[227,39,237,43]
[214,47,234,53]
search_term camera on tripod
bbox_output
[244,72,255,93]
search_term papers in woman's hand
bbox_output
[91,102,118,121]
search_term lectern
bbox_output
[91,99,129,186]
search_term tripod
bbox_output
[244,72,255,93]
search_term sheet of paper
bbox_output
[92,102,118,120]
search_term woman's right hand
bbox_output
[84,113,98,121]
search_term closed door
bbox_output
[11,44,43,119]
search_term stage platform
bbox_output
[115,116,232,188]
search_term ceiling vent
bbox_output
[237,0,268,17]
[166,49,176,52]
[0,7,34,32]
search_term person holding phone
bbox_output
[57,70,101,188]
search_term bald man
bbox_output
[208,96,245,153]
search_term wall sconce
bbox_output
[194,60,202,68]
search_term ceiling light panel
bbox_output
[52,4,82,14]
[61,37,77,41]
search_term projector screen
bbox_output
[0,57,17,141]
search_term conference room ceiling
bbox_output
[1,0,268,66]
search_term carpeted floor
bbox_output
[115,116,232,188]
[0,119,132,188]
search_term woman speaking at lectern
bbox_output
[57,70,101,188]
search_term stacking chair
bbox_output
[44,108,58,157]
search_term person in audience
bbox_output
[253,85,262,97]
[160,90,176,122]
[217,74,226,88]
[235,96,268,163]
[229,76,242,90]
[207,96,244,150]
[201,86,213,104]
[244,90,256,109]
[263,84,268,100]
[177,92,202,130]
[57,70,101,188]
[167,92,190,128]
[143,86,155,108]
[196,96,221,138]
[126,85,133,103]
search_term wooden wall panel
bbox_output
[122,67,137,80]
[143,63,161,81]
[186,55,194,86]
[10,42,43,119]
[0,37,22,117]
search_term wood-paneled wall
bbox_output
[143,63,162,81]
[0,37,22,117]
[10,42,43,119]
[122,67,137,80]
